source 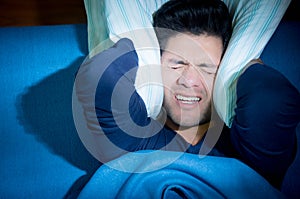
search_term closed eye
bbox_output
[197,63,218,74]
[169,60,189,69]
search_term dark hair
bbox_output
[153,0,232,51]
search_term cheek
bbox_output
[161,68,179,87]
[205,75,215,88]
[196,71,215,97]
[195,66,215,85]
[204,75,216,97]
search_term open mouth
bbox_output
[176,94,201,104]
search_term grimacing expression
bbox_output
[161,33,223,128]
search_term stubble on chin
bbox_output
[163,100,212,129]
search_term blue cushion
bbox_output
[0,24,100,198]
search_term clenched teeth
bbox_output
[176,95,200,103]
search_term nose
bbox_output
[177,65,202,88]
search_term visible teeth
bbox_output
[176,95,200,102]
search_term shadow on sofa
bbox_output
[9,24,101,197]
[16,60,100,196]
[16,58,99,170]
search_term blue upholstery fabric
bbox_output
[0,24,100,198]
[0,21,299,198]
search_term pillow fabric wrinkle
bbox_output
[215,0,291,126]
[104,0,164,118]
[84,0,111,56]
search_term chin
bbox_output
[180,118,209,127]
[169,115,200,128]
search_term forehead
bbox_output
[162,33,223,66]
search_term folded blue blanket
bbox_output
[78,151,284,199]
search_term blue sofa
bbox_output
[0,20,299,198]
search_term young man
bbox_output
[76,0,300,190]
[152,0,232,146]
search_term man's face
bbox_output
[161,33,223,128]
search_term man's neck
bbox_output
[166,119,210,146]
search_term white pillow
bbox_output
[216,0,291,126]
[85,0,165,119]
[84,0,291,127]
